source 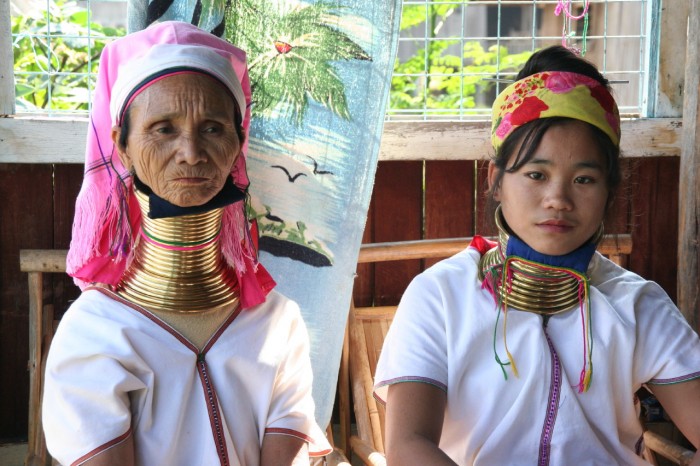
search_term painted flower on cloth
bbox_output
[590,85,620,136]
[510,96,549,126]
[494,113,513,139]
[494,74,549,139]
[544,71,594,94]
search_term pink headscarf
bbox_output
[67,21,275,309]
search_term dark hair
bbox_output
[489,45,621,210]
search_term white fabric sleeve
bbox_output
[632,281,700,385]
[42,307,145,465]
[373,270,449,404]
[264,305,332,457]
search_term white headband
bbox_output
[110,43,246,125]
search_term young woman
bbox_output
[374,46,700,465]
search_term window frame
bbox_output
[0,0,689,164]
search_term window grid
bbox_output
[388,0,649,121]
[11,0,125,116]
[12,0,650,120]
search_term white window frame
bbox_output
[0,0,689,164]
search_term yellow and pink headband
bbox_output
[491,71,621,151]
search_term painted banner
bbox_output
[128,0,402,428]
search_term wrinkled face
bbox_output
[113,73,241,207]
[488,120,609,256]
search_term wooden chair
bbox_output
[20,249,66,466]
[19,249,352,466]
[337,235,697,466]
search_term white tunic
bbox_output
[43,288,331,466]
[375,245,700,466]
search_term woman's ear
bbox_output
[111,125,131,169]
[487,161,501,201]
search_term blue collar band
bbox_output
[505,234,596,274]
[133,175,245,219]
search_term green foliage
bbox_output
[391,2,533,117]
[12,0,124,112]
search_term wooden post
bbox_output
[649,0,689,117]
[0,0,15,115]
[25,271,51,466]
[678,1,700,331]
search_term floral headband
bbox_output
[491,71,621,152]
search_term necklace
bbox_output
[478,208,590,315]
[116,188,239,313]
[478,206,594,392]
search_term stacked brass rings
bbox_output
[117,189,239,313]
[479,207,587,315]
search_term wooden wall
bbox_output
[0,164,82,441]
[0,156,681,441]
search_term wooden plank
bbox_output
[377,119,683,162]
[628,158,680,302]
[325,448,352,466]
[53,165,83,248]
[348,304,384,453]
[19,250,68,273]
[425,161,475,267]
[678,0,700,330]
[26,272,50,466]
[607,159,634,233]
[0,164,53,439]
[643,431,695,466]
[52,165,83,319]
[0,0,14,115]
[349,435,386,466]
[651,0,689,117]
[354,306,398,320]
[425,161,474,237]
[371,162,422,306]
[0,118,87,163]
[353,197,376,308]
[474,160,495,237]
[336,325,351,457]
[0,118,683,164]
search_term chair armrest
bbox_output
[324,448,353,466]
[350,435,387,466]
[643,430,696,465]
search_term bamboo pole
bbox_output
[19,250,69,273]
[0,0,14,115]
[358,235,632,265]
[678,1,700,331]
[643,431,695,466]
[348,303,385,454]
[324,448,353,466]
[25,271,51,466]
[337,323,351,456]
[350,435,387,466]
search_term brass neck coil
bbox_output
[478,208,589,315]
[116,189,239,313]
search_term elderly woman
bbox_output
[42,21,331,465]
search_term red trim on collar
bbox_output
[469,235,497,256]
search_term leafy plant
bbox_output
[391,1,533,117]
[12,0,125,112]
